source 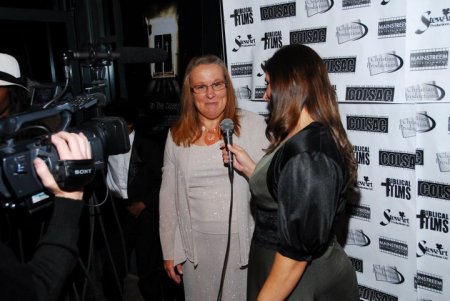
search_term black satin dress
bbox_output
[247,122,358,301]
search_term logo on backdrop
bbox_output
[342,0,371,10]
[336,20,368,44]
[381,178,411,200]
[323,56,356,73]
[368,52,403,75]
[230,63,252,78]
[416,149,424,166]
[232,35,256,52]
[346,203,371,222]
[290,27,327,45]
[410,48,448,71]
[399,112,436,138]
[415,9,450,34]
[414,271,443,293]
[378,17,406,38]
[347,229,371,246]
[234,85,252,100]
[349,256,363,273]
[416,112,436,132]
[229,7,253,26]
[260,2,296,21]
[354,145,370,165]
[358,285,398,301]
[379,150,416,170]
[261,31,283,50]
[256,61,266,77]
[417,209,449,233]
[357,176,373,190]
[305,0,334,17]
[373,265,405,284]
[380,0,391,5]
[417,240,449,260]
[405,81,446,101]
[346,115,389,133]
[379,236,408,258]
[254,86,266,100]
[345,86,394,102]
[380,209,410,227]
[436,151,450,172]
[417,180,450,201]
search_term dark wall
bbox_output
[0,0,225,111]
[120,0,224,102]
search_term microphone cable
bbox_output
[216,173,234,301]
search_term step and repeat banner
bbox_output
[221,1,450,300]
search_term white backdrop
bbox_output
[221,1,450,300]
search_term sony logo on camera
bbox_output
[74,169,93,175]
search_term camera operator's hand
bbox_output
[33,131,92,200]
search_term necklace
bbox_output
[201,126,221,145]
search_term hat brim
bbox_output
[0,79,28,92]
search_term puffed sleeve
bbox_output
[276,152,345,262]
[159,130,179,260]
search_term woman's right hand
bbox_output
[221,143,256,178]
[164,259,183,284]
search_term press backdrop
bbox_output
[221,1,450,300]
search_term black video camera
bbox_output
[0,93,130,211]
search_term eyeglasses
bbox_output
[191,81,227,94]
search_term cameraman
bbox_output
[0,131,91,301]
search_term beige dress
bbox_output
[183,142,244,300]
[159,109,268,301]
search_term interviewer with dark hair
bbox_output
[0,131,91,301]
[223,44,359,300]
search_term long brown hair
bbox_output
[171,55,241,146]
[264,44,357,185]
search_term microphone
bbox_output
[68,47,168,64]
[220,118,234,181]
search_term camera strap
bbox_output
[54,159,96,191]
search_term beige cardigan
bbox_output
[159,109,267,266]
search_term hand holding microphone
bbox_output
[220,119,257,179]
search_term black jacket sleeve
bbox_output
[0,197,83,301]
[275,153,344,261]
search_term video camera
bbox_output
[0,93,130,211]
[0,45,169,211]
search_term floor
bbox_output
[123,274,145,301]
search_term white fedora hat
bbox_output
[0,53,28,91]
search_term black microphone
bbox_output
[69,47,168,64]
[220,118,234,181]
